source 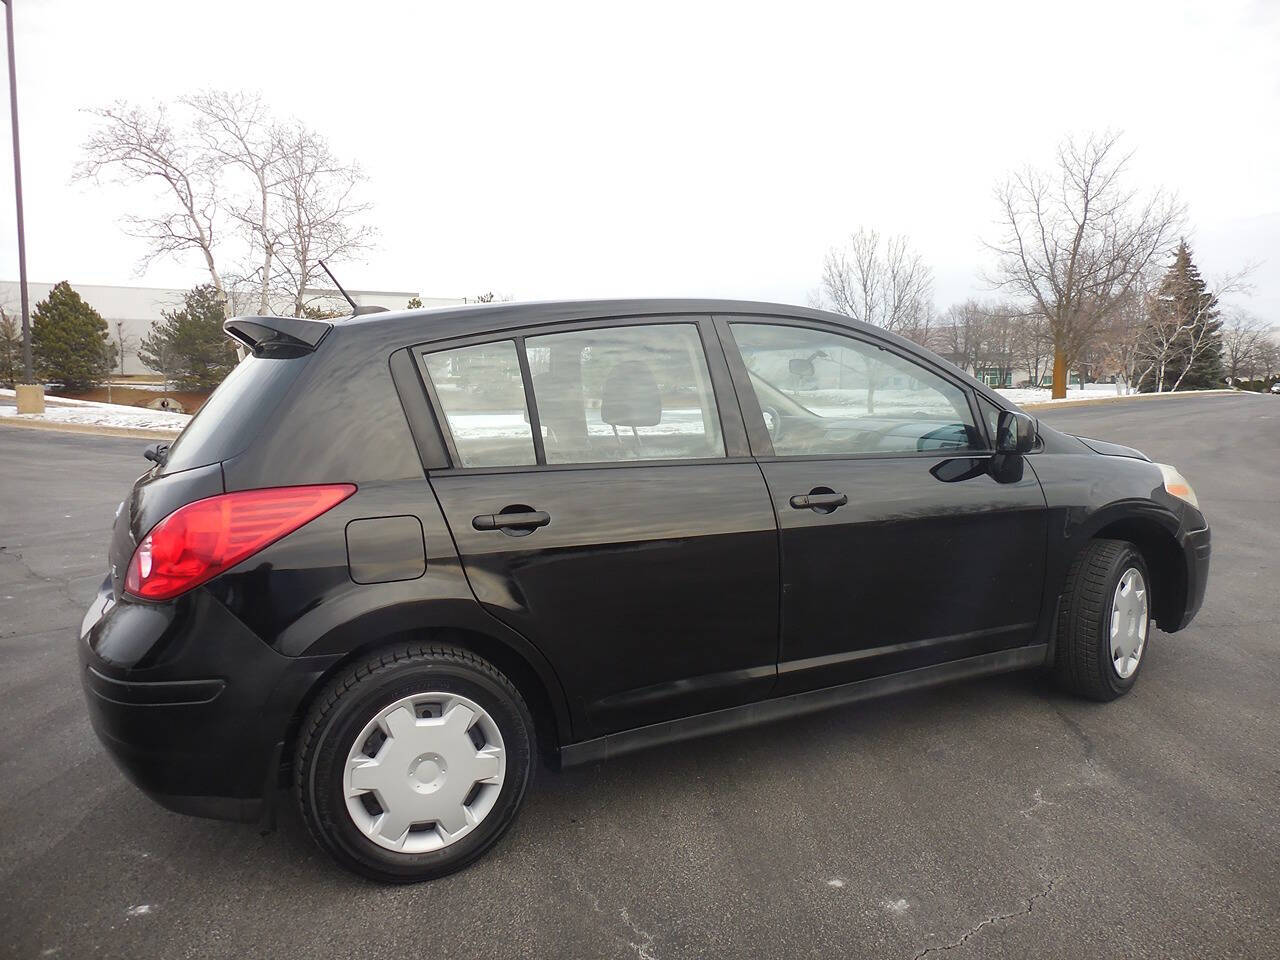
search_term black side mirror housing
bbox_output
[995,410,1037,454]
[143,442,170,465]
[788,358,815,379]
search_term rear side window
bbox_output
[525,323,724,464]
[423,341,537,468]
[161,355,308,474]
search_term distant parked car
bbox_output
[79,299,1211,883]
[1271,382,1280,394]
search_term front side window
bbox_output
[423,340,537,468]
[525,323,724,464]
[730,322,980,457]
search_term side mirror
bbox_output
[995,410,1037,454]
[788,358,815,379]
[143,442,170,465]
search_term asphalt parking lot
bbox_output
[1,393,1277,960]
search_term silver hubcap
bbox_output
[343,692,506,853]
[1110,567,1148,679]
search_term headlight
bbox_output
[1156,463,1199,509]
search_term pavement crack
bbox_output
[910,877,1057,960]
[568,871,660,960]
[1018,787,1053,818]
[0,548,79,609]
[619,906,659,960]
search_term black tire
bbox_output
[1052,539,1152,701]
[295,643,534,883]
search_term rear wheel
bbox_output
[295,643,534,883]
[1052,539,1151,701]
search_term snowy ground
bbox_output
[0,389,191,432]
[996,383,1132,406]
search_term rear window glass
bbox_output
[422,341,537,468]
[161,355,308,474]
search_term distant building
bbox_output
[0,281,463,376]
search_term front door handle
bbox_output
[789,490,848,512]
[472,509,551,533]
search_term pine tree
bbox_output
[31,282,115,390]
[0,308,20,388]
[1136,242,1224,392]
[139,284,238,390]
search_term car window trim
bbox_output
[389,346,452,471]
[426,454,761,478]
[414,314,749,471]
[714,314,988,461]
[513,335,547,465]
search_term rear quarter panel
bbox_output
[209,325,575,741]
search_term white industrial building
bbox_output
[0,281,463,375]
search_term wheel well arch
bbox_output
[1089,517,1186,630]
[281,625,570,784]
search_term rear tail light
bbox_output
[124,484,356,601]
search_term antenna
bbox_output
[318,259,358,313]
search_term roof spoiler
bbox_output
[223,315,332,354]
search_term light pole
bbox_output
[3,0,40,413]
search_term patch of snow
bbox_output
[1,389,189,432]
[0,388,112,408]
[996,383,1128,406]
[825,878,846,888]
[125,904,154,918]
[881,898,910,914]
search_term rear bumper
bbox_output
[79,578,338,822]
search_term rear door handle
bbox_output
[472,510,551,532]
[789,491,848,511]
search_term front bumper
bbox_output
[1173,523,1211,631]
[79,578,339,822]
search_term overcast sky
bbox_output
[2,0,1277,320]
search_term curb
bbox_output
[0,415,181,441]
[1021,389,1251,412]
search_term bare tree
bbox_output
[821,228,934,345]
[184,91,285,314]
[113,320,136,376]
[986,132,1183,398]
[935,300,985,373]
[1220,310,1271,382]
[77,103,225,295]
[974,303,1019,384]
[79,93,376,320]
[1256,337,1280,382]
[1134,263,1251,392]
[1100,280,1154,394]
[268,123,375,317]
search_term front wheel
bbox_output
[1052,539,1152,701]
[294,643,534,883]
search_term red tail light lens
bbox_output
[124,484,356,601]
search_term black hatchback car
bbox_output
[80,299,1210,882]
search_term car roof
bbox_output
[339,297,870,344]
[321,297,1013,412]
